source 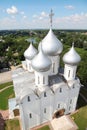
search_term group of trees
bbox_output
[0,29,87,86]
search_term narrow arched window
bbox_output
[73,70,74,77]
[58,104,60,108]
[59,88,62,93]
[69,106,71,111]
[28,96,30,102]
[38,76,40,84]
[68,70,70,77]
[73,84,75,88]
[44,108,46,113]
[43,76,45,84]
[53,63,55,73]
[29,113,32,118]
[70,99,72,104]
[44,92,47,97]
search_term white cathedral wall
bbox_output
[67,83,80,113]
[49,55,60,75]
[19,81,80,130]
[19,104,26,130]
[40,90,54,124]
[53,85,69,114]
[26,59,34,72]
[64,64,77,81]
[20,94,41,130]
[35,71,50,87]
[52,82,80,115]
[19,89,54,129]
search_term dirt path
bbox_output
[0,85,13,92]
[0,84,13,120]
[0,71,12,84]
[0,110,9,120]
[0,86,13,120]
[31,121,51,130]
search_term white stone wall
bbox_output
[67,83,80,113]
[20,81,80,130]
[8,98,19,119]
[53,85,69,114]
[26,59,34,72]
[64,64,77,81]
[49,55,60,75]
[20,93,40,130]
[40,90,54,123]
[35,71,50,87]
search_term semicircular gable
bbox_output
[19,88,34,102]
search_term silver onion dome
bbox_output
[24,43,38,60]
[38,28,63,56]
[63,43,81,65]
[31,46,52,72]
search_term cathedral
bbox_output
[9,10,81,130]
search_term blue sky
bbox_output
[0,0,87,30]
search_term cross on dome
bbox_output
[49,9,54,28]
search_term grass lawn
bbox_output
[37,125,50,130]
[5,119,20,130]
[0,87,15,110]
[0,81,13,90]
[71,106,87,130]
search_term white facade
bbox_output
[9,29,81,130]
[49,55,60,75]
[64,64,77,81]
[35,71,50,87]
[26,59,34,72]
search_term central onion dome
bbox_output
[31,46,52,72]
[63,43,81,65]
[24,43,38,60]
[39,28,63,56]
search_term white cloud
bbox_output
[33,11,49,21]
[0,11,87,29]
[40,11,48,17]
[11,15,15,19]
[33,15,38,18]
[39,17,43,20]
[23,15,27,19]
[54,13,87,29]
[0,17,18,29]
[6,6,18,14]
[65,5,75,10]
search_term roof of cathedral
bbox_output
[12,67,80,100]
[24,43,38,60]
[31,46,52,72]
[38,28,63,56]
[63,43,81,65]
